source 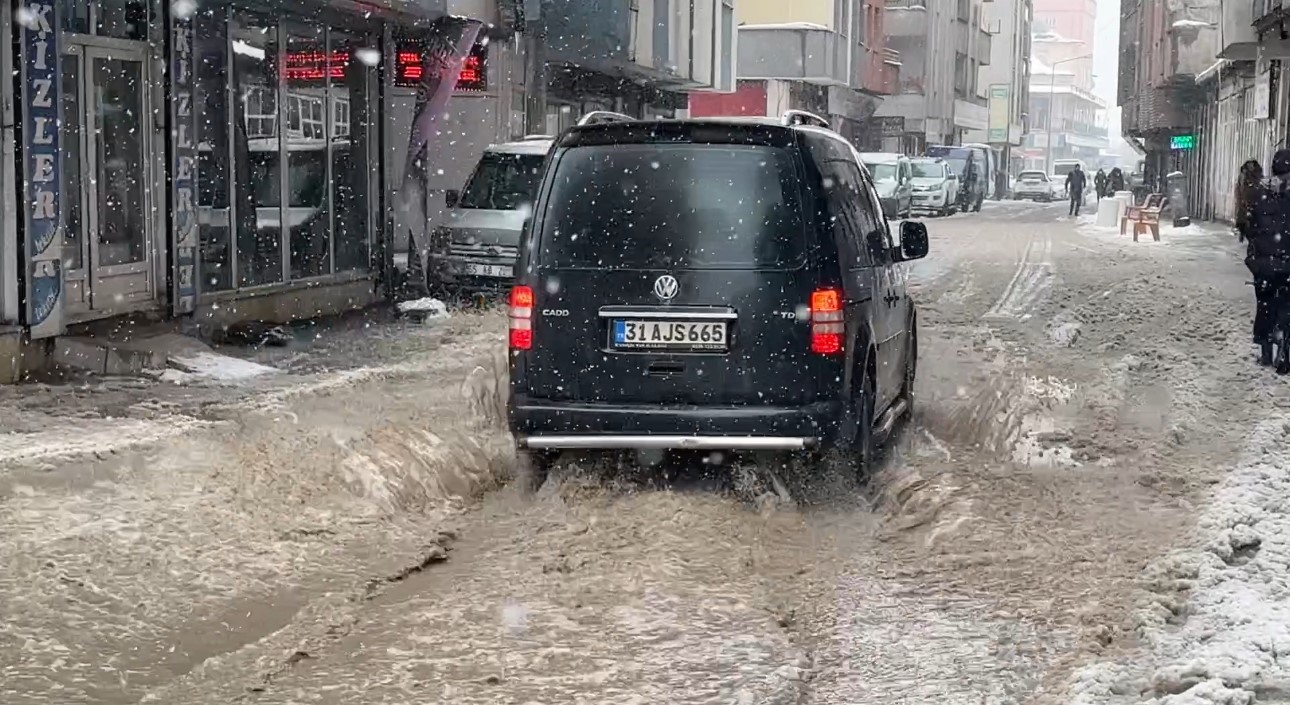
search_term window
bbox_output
[200,11,375,289]
[820,159,870,268]
[457,153,545,211]
[539,144,806,269]
[720,0,734,92]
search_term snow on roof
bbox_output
[1030,57,1075,76]
[739,22,830,31]
[1171,19,1212,29]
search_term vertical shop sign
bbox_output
[170,11,198,314]
[20,1,63,339]
[987,84,1010,143]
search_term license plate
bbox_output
[612,320,728,351]
[461,262,513,278]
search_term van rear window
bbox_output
[537,144,805,269]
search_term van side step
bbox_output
[519,435,819,451]
[873,398,909,444]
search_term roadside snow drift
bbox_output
[1064,416,1290,705]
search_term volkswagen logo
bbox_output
[653,275,679,301]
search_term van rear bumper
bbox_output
[509,396,842,451]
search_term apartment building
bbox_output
[1020,58,1108,172]
[687,0,899,149]
[1032,0,1095,91]
[1117,0,1216,192]
[1184,1,1276,222]
[966,0,1033,180]
[875,0,993,153]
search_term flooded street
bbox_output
[0,203,1270,704]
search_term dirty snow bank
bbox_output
[1061,415,1290,705]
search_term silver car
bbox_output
[859,152,913,219]
[429,136,553,290]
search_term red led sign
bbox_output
[283,50,349,82]
[393,41,488,91]
[280,43,488,90]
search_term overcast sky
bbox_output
[1093,0,1119,103]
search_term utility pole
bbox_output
[523,0,547,135]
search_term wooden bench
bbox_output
[1120,193,1164,237]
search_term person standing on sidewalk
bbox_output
[1235,159,1263,243]
[1065,164,1087,216]
[1094,168,1108,201]
[1245,152,1290,369]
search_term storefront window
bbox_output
[231,14,282,287]
[96,0,149,41]
[196,8,233,292]
[193,13,374,294]
[331,30,372,272]
[58,0,91,34]
[62,54,84,270]
[285,25,331,279]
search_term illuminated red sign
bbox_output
[283,50,349,82]
[393,41,488,91]
[280,43,488,90]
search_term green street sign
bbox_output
[1170,134,1196,150]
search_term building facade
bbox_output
[420,0,736,246]
[0,1,735,382]
[965,0,1033,179]
[1031,0,1095,91]
[0,0,479,381]
[1020,58,1108,172]
[876,0,993,152]
[1117,0,1217,192]
[688,0,898,150]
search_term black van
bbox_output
[507,112,929,486]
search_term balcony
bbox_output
[1254,0,1290,29]
[1219,2,1258,59]
[885,0,928,39]
[737,23,848,86]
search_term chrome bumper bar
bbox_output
[518,435,817,451]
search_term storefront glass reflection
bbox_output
[285,25,331,279]
[231,15,283,287]
[195,11,374,294]
[196,8,232,291]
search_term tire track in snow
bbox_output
[985,237,1054,320]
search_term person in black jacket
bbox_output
[1065,165,1087,216]
[1094,168,1108,200]
[1246,150,1290,370]
[1108,167,1125,194]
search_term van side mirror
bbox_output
[445,189,460,208]
[899,221,929,261]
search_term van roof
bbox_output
[486,137,555,156]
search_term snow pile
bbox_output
[1048,311,1084,348]
[167,351,278,382]
[397,297,450,320]
[1063,417,1290,705]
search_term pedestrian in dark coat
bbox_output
[1245,151,1290,368]
[1235,159,1263,243]
[1108,167,1126,194]
[1065,165,1087,216]
[1094,168,1108,200]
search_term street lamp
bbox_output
[1044,53,1094,174]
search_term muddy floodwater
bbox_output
[0,204,1270,705]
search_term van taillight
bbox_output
[810,288,844,355]
[509,285,534,350]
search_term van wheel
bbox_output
[855,368,878,479]
[515,449,553,495]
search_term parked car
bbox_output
[1012,170,1056,202]
[859,152,913,219]
[508,111,929,489]
[926,145,986,212]
[429,135,553,291]
[909,157,959,216]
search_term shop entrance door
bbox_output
[62,41,157,317]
